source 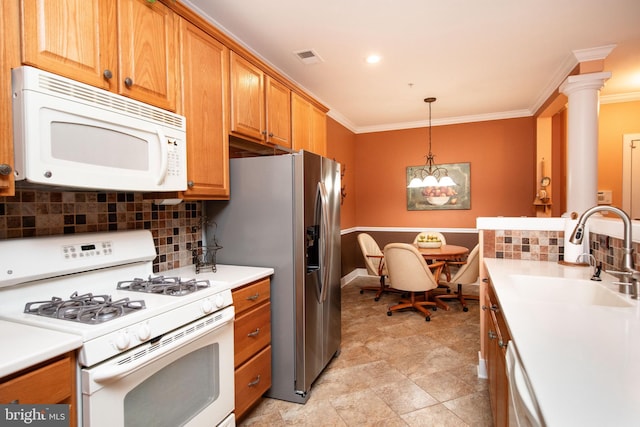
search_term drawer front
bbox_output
[0,355,73,404]
[235,345,272,419]
[234,302,271,368]
[232,278,270,315]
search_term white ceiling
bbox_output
[183,0,640,134]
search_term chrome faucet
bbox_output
[569,205,639,298]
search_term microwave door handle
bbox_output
[156,127,168,185]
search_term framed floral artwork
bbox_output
[406,162,471,210]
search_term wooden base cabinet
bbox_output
[483,279,510,427]
[232,278,272,421]
[0,352,77,427]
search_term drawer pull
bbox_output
[482,304,500,313]
[248,374,261,387]
[246,293,260,301]
[488,331,497,340]
[247,328,260,338]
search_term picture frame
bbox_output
[406,162,471,210]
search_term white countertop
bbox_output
[484,258,640,426]
[0,264,273,379]
[163,264,274,291]
[0,320,83,378]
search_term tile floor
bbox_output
[238,275,493,426]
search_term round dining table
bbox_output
[415,244,470,283]
[415,244,469,261]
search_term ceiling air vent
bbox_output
[294,49,323,65]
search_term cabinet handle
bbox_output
[246,293,260,301]
[482,278,488,283]
[268,132,274,137]
[187,180,194,188]
[248,374,261,387]
[0,164,12,175]
[247,328,260,337]
[103,69,113,79]
[488,331,497,339]
[481,304,498,312]
[124,77,133,87]
[498,340,507,348]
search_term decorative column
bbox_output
[559,71,610,215]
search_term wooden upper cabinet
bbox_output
[20,0,178,111]
[230,52,291,148]
[265,76,291,148]
[21,0,116,90]
[292,92,327,156]
[116,0,178,111]
[179,18,230,200]
[230,53,264,141]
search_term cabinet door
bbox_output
[0,0,20,196]
[310,104,327,156]
[117,0,178,111]
[230,52,265,141]
[291,92,311,152]
[179,19,229,200]
[21,0,116,90]
[265,76,291,148]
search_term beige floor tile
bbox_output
[238,276,492,427]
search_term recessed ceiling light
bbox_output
[366,55,381,64]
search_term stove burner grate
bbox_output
[117,275,210,296]
[24,291,146,324]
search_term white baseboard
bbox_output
[477,351,488,379]
[340,268,369,287]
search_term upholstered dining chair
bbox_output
[435,244,480,312]
[383,243,445,321]
[357,233,397,301]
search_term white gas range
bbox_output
[0,230,236,427]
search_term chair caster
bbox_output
[387,311,392,316]
[374,297,380,301]
[425,316,431,322]
[360,289,364,294]
[447,288,452,293]
[463,306,469,312]
[432,306,437,311]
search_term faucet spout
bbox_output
[569,205,634,272]
[569,206,638,297]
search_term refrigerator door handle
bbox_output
[318,181,331,303]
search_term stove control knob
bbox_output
[115,331,131,351]
[215,295,225,309]
[201,298,214,314]
[137,324,151,342]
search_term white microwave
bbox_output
[11,66,187,192]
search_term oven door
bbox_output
[81,306,235,427]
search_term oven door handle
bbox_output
[92,308,233,384]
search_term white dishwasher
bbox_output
[506,341,545,427]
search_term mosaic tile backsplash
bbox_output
[482,229,639,270]
[0,189,202,273]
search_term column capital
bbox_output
[559,72,611,96]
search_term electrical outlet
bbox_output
[597,190,612,205]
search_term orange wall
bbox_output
[326,117,357,229]
[598,100,640,208]
[333,117,537,228]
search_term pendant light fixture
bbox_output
[408,97,456,188]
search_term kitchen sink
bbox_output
[508,275,634,308]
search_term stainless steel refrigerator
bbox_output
[204,150,341,404]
